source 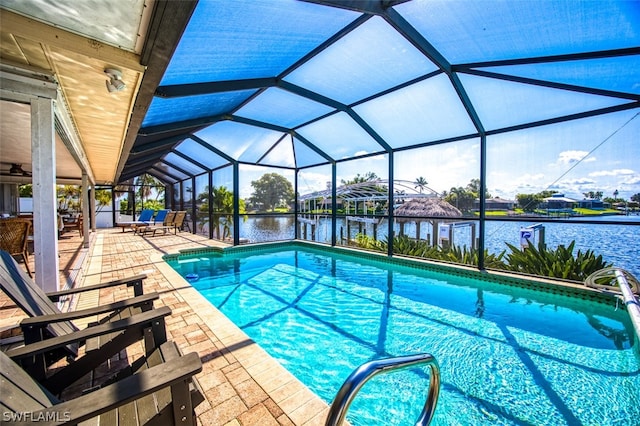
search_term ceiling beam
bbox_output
[151,165,184,181]
[299,0,410,15]
[123,153,165,169]
[459,68,640,101]
[156,77,277,98]
[0,63,58,101]
[456,47,640,69]
[137,114,223,136]
[130,134,189,155]
[121,162,165,181]
[54,92,96,184]
[171,149,210,172]
[485,101,640,137]
[0,9,145,73]
[385,8,484,134]
[145,170,174,185]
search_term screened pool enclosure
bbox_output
[119,0,640,279]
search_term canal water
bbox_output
[239,215,640,279]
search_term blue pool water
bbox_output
[167,245,640,425]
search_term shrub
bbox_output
[504,241,611,281]
[354,234,506,268]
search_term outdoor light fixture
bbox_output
[104,68,126,92]
[9,164,24,176]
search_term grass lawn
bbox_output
[573,208,621,216]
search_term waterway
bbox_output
[239,214,640,279]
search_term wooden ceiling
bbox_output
[0,3,148,184]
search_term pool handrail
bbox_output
[325,353,440,426]
[585,267,640,346]
[614,269,640,346]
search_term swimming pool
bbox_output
[167,243,640,425]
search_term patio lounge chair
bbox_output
[137,210,175,236]
[1,340,203,425]
[0,218,32,277]
[116,208,154,232]
[134,209,171,235]
[151,210,186,236]
[0,250,167,394]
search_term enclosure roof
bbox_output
[120,0,640,185]
[298,179,437,202]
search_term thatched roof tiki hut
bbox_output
[394,198,465,248]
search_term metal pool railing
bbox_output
[325,353,441,426]
[614,269,640,344]
[586,267,640,344]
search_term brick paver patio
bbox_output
[0,228,330,425]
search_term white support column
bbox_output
[89,182,96,232]
[82,173,90,248]
[31,97,59,292]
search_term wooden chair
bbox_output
[0,250,167,394]
[0,218,32,277]
[61,214,82,236]
[1,340,203,425]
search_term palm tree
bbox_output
[57,185,80,212]
[210,186,247,239]
[341,172,378,185]
[135,174,164,209]
[211,186,233,239]
[414,176,428,193]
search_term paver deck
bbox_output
[0,228,330,425]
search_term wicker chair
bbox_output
[0,218,32,277]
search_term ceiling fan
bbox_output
[0,163,32,177]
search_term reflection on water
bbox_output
[240,216,295,242]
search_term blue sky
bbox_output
[292,109,640,202]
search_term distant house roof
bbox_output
[484,197,514,204]
[543,195,577,203]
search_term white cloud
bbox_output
[556,150,596,165]
[621,175,640,186]
[588,168,635,177]
[562,177,596,185]
[493,173,546,197]
[298,171,332,193]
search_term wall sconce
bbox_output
[9,164,27,176]
[105,68,126,92]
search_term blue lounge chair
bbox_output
[135,209,171,235]
[116,209,155,232]
[152,209,170,224]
